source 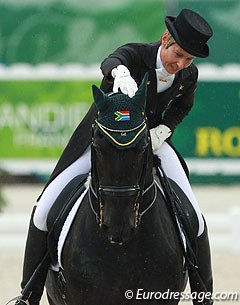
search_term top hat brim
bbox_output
[165,16,209,58]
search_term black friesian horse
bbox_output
[45,75,213,305]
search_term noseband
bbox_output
[88,176,157,228]
[88,119,157,228]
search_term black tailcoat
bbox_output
[39,41,198,196]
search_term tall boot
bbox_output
[16,206,49,305]
[188,217,213,305]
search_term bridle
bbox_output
[88,119,157,228]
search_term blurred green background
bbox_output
[0,0,239,183]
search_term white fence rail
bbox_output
[1,210,240,252]
[205,208,240,253]
[0,213,30,252]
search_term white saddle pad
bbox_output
[57,186,89,268]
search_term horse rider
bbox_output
[15,8,213,305]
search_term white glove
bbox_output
[150,124,172,152]
[111,65,138,98]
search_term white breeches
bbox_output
[33,142,204,236]
[33,147,91,231]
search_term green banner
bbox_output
[0,0,166,65]
[0,78,239,183]
[1,0,239,66]
[0,80,98,158]
[172,81,240,158]
[1,79,239,160]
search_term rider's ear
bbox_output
[92,85,108,112]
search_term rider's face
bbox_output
[160,33,196,74]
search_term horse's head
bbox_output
[89,74,155,245]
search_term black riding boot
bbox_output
[188,218,213,305]
[16,206,49,305]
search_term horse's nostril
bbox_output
[109,236,123,245]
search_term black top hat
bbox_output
[165,9,213,58]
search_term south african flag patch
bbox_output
[114,110,130,121]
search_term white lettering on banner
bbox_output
[14,132,71,147]
[0,102,89,132]
[0,103,14,128]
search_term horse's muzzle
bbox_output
[101,222,136,245]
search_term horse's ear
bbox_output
[92,85,107,111]
[131,73,148,109]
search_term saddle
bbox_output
[46,173,89,265]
